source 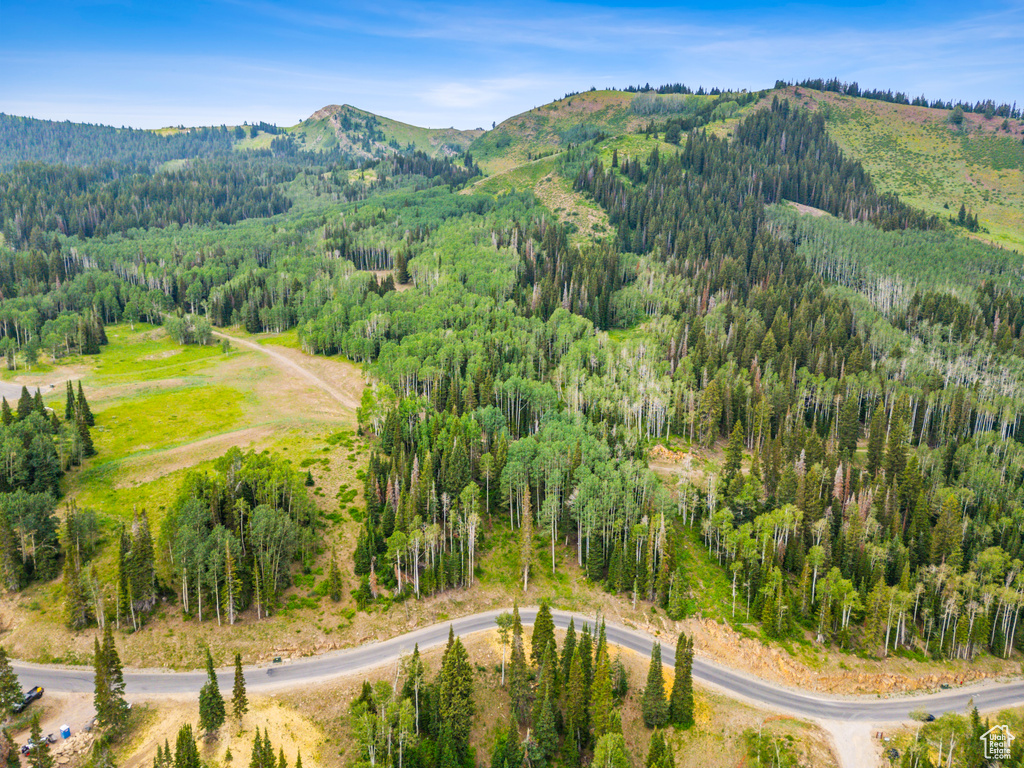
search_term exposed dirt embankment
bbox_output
[685,616,1014,695]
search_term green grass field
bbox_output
[93,384,245,460]
[89,324,226,381]
[593,132,680,167]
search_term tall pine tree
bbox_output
[641,643,668,728]
[27,715,54,768]
[0,647,21,714]
[438,635,473,754]
[531,602,555,667]
[232,653,248,723]
[669,632,694,727]
[199,649,226,736]
[509,606,529,722]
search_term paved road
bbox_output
[10,609,1023,722]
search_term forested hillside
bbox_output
[468,87,765,172]
[285,104,483,161]
[770,84,1024,249]
[2,79,1024,767]
[0,114,236,169]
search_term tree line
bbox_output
[777,78,1022,121]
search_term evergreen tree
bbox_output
[560,618,577,685]
[250,729,274,768]
[438,636,473,753]
[93,637,108,726]
[645,731,666,768]
[866,406,886,477]
[884,396,910,479]
[931,493,963,570]
[199,649,226,736]
[327,551,343,602]
[95,623,127,729]
[533,686,558,763]
[491,720,522,768]
[115,527,133,631]
[669,632,693,727]
[65,381,75,422]
[62,541,89,630]
[589,639,614,739]
[532,639,560,723]
[531,602,555,667]
[445,438,470,497]
[77,416,96,457]
[174,725,200,768]
[964,705,986,768]
[232,653,248,722]
[724,420,744,481]
[128,511,156,614]
[77,381,94,426]
[565,646,588,748]
[27,715,53,768]
[838,395,860,453]
[0,648,21,714]
[0,399,10,427]
[0,510,23,593]
[578,623,593,694]
[16,387,32,421]
[641,643,668,728]
[509,616,529,722]
[667,566,689,620]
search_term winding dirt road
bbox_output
[211,329,361,411]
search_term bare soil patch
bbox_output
[786,200,833,218]
[119,697,326,768]
[531,172,610,242]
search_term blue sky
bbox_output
[1,0,1021,129]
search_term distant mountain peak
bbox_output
[307,104,350,122]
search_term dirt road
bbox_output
[211,329,362,411]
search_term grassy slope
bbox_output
[469,90,645,173]
[467,115,677,245]
[772,86,1024,250]
[469,155,612,245]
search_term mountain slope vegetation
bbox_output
[264,104,483,162]
[777,85,1024,249]
[2,76,1024,768]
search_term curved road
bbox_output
[11,609,1023,722]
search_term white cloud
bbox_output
[1,1,1020,128]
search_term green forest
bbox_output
[2,83,1024,767]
